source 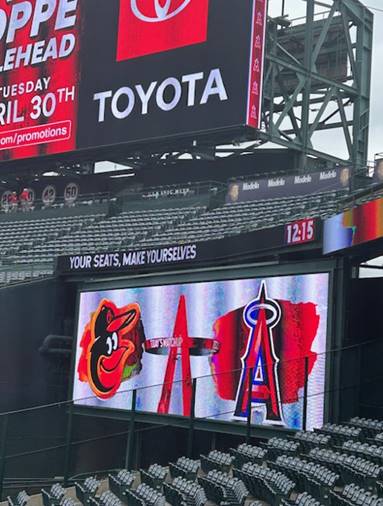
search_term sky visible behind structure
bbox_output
[97,0,382,172]
[268,0,382,160]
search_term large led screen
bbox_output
[323,197,383,255]
[72,273,330,430]
[0,0,266,163]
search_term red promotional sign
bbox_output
[0,0,267,165]
[0,0,80,161]
[117,0,209,61]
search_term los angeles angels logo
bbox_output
[234,282,284,425]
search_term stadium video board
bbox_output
[0,0,266,163]
[72,272,330,430]
[323,197,383,255]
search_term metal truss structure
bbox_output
[261,0,373,170]
[110,0,374,173]
[1,0,374,177]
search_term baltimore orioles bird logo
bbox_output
[77,300,145,399]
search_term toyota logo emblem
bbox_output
[131,0,192,22]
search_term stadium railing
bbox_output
[0,339,380,499]
[0,263,54,287]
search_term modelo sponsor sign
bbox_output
[0,0,267,163]
[226,168,350,203]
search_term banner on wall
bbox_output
[226,167,350,203]
[72,273,330,430]
[56,220,320,276]
[0,0,267,163]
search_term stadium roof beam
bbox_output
[262,0,373,172]
[257,131,348,166]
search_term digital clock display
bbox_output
[285,218,316,245]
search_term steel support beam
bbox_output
[261,0,373,170]
[300,0,315,170]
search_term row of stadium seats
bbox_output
[8,416,383,506]
[5,188,343,265]
[0,181,363,286]
[7,206,205,265]
[0,214,105,257]
[137,191,343,247]
[0,268,52,285]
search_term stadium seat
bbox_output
[11,418,383,506]
[169,457,200,481]
[170,476,207,506]
[7,490,30,506]
[200,470,248,506]
[108,470,136,500]
[0,181,355,287]
[231,443,268,467]
[200,450,234,473]
[75,476,100,504]
[41,483,66,506]
[265,437,301,460]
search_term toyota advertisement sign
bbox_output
[0,0,267,163]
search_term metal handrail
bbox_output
[0,338,379,497]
